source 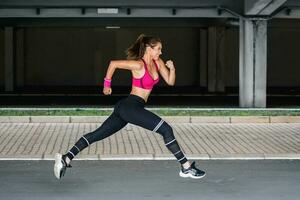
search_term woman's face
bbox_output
[148,42,162,60]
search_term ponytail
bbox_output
[126,34,161,60]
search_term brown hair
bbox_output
[126,34,161,60]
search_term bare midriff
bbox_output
[130,86,152,102]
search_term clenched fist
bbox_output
[103,87,112,95]
[165,60,175,70]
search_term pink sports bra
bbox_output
[132,58,160,90]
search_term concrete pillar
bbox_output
[4,27,14,92]
[254,20,267,108]
[208,27,217,92]
[16,28,25,88]
[208,26,226,93]
[216,27,226,92]
[239,19,267,108]
[199,29,208,88]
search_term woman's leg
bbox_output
[119,106,205,179]
[54,100,128,179]
[119,107,188,165]
[65,112,127,162]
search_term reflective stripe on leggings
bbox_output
[152,119,164,132]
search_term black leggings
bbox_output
[66,94,188,165]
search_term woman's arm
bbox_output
[157,58,176,86]
[104,60,142,79]
[103,60,142,95]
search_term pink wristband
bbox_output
[104,78,111,87]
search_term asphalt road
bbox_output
[0,160,299,200]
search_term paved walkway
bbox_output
[0,122,299,160]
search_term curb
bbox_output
[1,153,300,160]
[1,116,300,123]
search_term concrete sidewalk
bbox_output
[1,115,300,123]
[0,120,299,160]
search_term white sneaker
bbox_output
[54,153,71,179]
[179,161,206,179]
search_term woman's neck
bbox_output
[142,55,152,65]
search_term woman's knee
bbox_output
[83,131,99,144]
[156,121,175,140]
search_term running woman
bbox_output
[54,34,206,179]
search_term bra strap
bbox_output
[153,59,159,71]
[141,58,147,71]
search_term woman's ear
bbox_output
[145,46,151,53]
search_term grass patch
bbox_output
[0,110,112,116]
[156,110,300,116]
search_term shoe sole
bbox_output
[54,153,63,179]
[179,171,206,179]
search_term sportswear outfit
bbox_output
[54,59,205,179]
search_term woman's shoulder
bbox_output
[125,59,143,64]
[126,59,144,70]
[110,59,143,71]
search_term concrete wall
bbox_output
[24,28,109,86]
[23,27,199,87]
[215,25,300,89]
[268,27,300,87]
[1,23,300,92]
[0,29,4,87]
